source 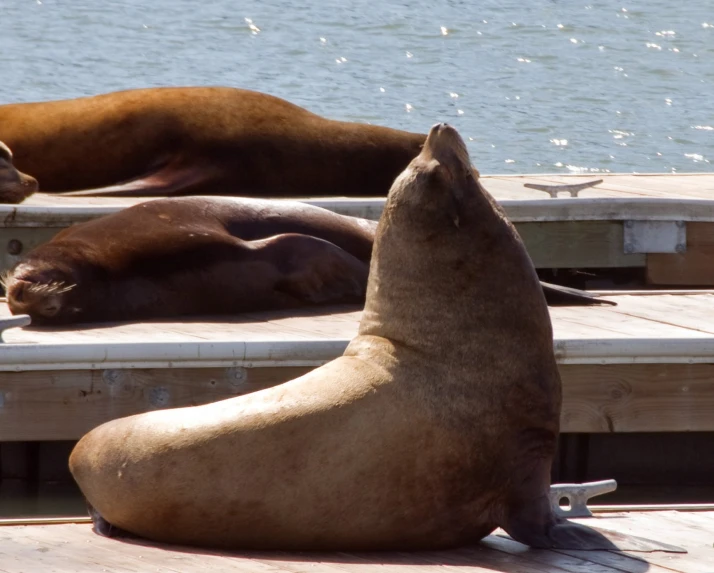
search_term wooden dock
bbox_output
[3,173,714,285]
[0,510,712,573]
[1,291,714,441]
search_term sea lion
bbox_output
[4,196,611,325]
[0,140,38,204]
[4,197,375,324]
[0,86,426,202]
[67,123,617,551]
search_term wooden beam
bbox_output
[0,366,311,441]
[1,362,713,441]
[647,222,714,285]
[560,363,714,432]
[517,221,645,269]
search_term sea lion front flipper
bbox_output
[540,281,617,307]
[258,233,370,304]
[502,495,685,552]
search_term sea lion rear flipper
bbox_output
[258,233,370,304]
[540,281,617,307]
[86,501,136,539]
[57,159,212,198]
[502,495,685,552]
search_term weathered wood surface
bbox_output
[1,294,714,440]
[0,510,711,573]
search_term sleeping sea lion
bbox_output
[0,140,38,204]
[0,86,425,203]
[4,196,611,325]
[4,197,375,324]
[68,123,624,551]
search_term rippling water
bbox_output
[1,0,712,175]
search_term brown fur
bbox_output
[0,140,38,204]
[0,87,426,201]
[68,124,614,551]
[5,197,375,324]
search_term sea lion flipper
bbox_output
[502,496,685,552]
[540,281,617,307]
[86,501,136,539]
[261,233,369,304]
[58,160,211,198]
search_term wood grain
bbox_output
[560,363,714,433]
[648,222,714,285]
[0,366,311,441]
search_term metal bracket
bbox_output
[623,220,686,254]
[550,479,618,518]
[0,315,31,342]
[524,179,603,198]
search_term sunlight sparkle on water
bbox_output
[685,153,709,163]
[244,18,260,34]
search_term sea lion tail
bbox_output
[540,281,616,307]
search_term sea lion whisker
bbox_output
[26,280,76,295]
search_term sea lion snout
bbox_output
[0,140,39,204]
[422,123,471,171]
[4,266,78,322]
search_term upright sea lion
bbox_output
[68,124,619,551]
[5,196,611,325]
[0,87,426,203]
[4,197,375,324]
[0,141,38,204]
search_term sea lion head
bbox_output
[0,141,38,204]
[4,245,95,324]
[358,122,549,354]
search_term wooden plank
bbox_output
[0,366,311,441]
[480,535,625,573]
[517,221,645,268]
[560,363,714,433]
[551,306,708,339]
[648,222,714,285]
[609,294,714,335]
[333,545,574,573]
[570,512,714,573]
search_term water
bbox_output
[0,0,712,175]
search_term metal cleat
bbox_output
[524,179,603,198]
[550,479,618,518]
[0,315,31,342]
